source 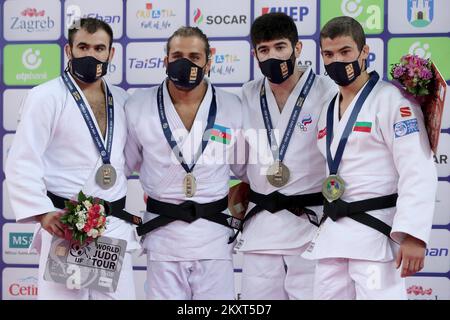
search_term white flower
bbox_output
[76,210,87,221]
[75,222,85,231]
[83,200,92,210]
[99,204,105,215]
[87,228,99,238]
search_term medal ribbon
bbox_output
[326,71,380,175]
[62,71,114,165]
[260,70,315,162]
[157,81,217,174]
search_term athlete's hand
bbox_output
[36,211,66,238]
[396,234,426,278]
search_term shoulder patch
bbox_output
[400,106,412,117]
[394,119,419,138]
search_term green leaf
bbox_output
[65,201,75,211]
[78,191,87,202]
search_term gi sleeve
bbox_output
[229,92,248,183]
[124,98,143,177]
[5,88,60,223]
[378,90,437,245]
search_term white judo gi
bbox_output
[237,66,337,299]
[125,78,246,300]
[302,74,437,300]
[5,73,140,300]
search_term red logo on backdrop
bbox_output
[21,8,45,17]
[407,285,433,296]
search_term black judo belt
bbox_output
[136,196,243,242]
[229,189,324,244]
[47,191,142,226]
[322,193,398,238]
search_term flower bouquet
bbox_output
[390,54,447,153]
[60,191,107,245]
[390,54,433,97]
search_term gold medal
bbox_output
[266,161,290,188]
[183,173,197,198]
[322,175,345,202]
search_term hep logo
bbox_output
[193,8,203,24]
[21,8,45,17]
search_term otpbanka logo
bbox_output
[136,3,175,30]
[10,7,55,32]
[409,41,432,59]
[210,47,240,76]
[407,0,434,27]
[22,48,42,70]
[193,8,204,24]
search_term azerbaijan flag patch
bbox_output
[210,124,231,144]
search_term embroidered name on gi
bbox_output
[394,119,419,138]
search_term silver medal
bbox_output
[183,173,197,198]
[95,164,117,190]
[266,161,290,188]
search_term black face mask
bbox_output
[167,58,206,90]
[69,55,109,83]
[324,51,365,87]
[258,50,296,84]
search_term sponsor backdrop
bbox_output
[0,0,449,300]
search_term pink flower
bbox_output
[393,66,405,78]
[419,68,432,80]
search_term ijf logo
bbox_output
[297,114,312,132]
[407,0,434,27]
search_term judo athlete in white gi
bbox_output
[302,16,437,299]
[125,27,247,300]
[5,18,140,300]
[235,13,337,299]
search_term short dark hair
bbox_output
[250,12,298,48]
[68,18,113,49]
[166,26,210,58]
[320,16,366,51]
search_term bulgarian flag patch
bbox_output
[353,121,372,133]
[210,124,231,144]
